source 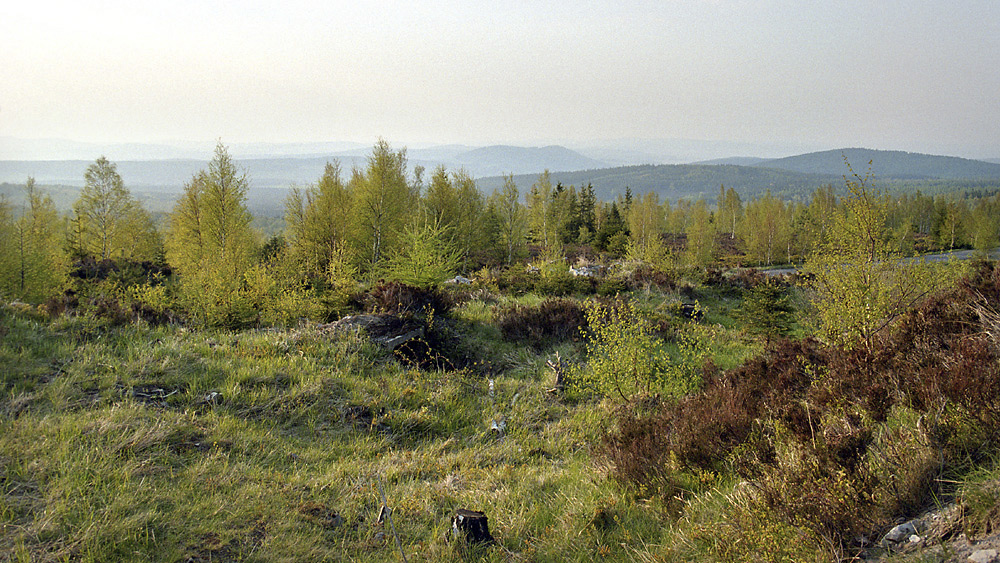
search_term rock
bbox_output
[882,521,919,546]
[489,419,506,435]
[445,275,474,285]
[325,314,425,351]
[452,509,494,544]
[201,391,223,405]
[569,265,604,277]
[970,549,1000,563]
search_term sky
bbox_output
[2,0,999,158]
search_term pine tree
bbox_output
[2,179,67,301]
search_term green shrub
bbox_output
[572,299,703,402]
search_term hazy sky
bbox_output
[3,0,999,157]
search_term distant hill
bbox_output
[452,145,607,177]
[475,164,839,203]
[756,148,1000,180]
[691,157,770,166]
[0,144,606,190]
[0,181,290,218]
[6,147,1000,213]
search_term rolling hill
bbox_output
[4,146,1000,214]
[451,145,607,177]
[475,164,840,203]
[756,148,1000,179]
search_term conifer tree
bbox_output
[165,143,257,326]
[284,161,354,281]
[1,179,67,301]
[737,278,794,345]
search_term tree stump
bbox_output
[452,509,494,544]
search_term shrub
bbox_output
[364,281,452,318]
[572,299,703,402]
[496,298,585,349]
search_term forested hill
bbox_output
[476,149,1000,203]
[453,145,607,177]
[475,164,840,202]
[5,147,1000,210]
[755,148,1000,179]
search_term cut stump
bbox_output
[452,509,494,544]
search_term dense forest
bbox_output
[2,140,1000,562]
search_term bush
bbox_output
[364,281,452,318]
[572,299,704,402]
[496,298,585,349]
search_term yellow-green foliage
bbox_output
[379,219,461,288]
[624,235,673,274]
[0,179,68,302]
[73,156,161,262]
[243,263,323,326]
[572,299,702,402]
[124,278,171,314]
[804,163,937,349]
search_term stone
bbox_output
[881,521,918,546]
[452,509,494,544]
[969,549,999,563]
[445,275,474,285]
[325,314,424,351]
[489,419,506,435]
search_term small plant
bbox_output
[379,218,461,288]
[572,299,702,402]
[736,277,794,345]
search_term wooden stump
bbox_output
[452,508,494,544]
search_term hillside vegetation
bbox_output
[2,141,1000,561]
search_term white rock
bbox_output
[969,549,999,563]
[882,521,918,545]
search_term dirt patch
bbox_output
[184,519,266,563]
[299,501,344,530]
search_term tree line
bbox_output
[1,141,998,326]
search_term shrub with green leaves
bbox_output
[572,299,702,402]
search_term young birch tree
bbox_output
[804,162,934,350]
[74,156,160,261]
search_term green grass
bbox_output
[1,301,693,562]
[10,271,992,562]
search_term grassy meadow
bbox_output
[3,260,1000,562]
